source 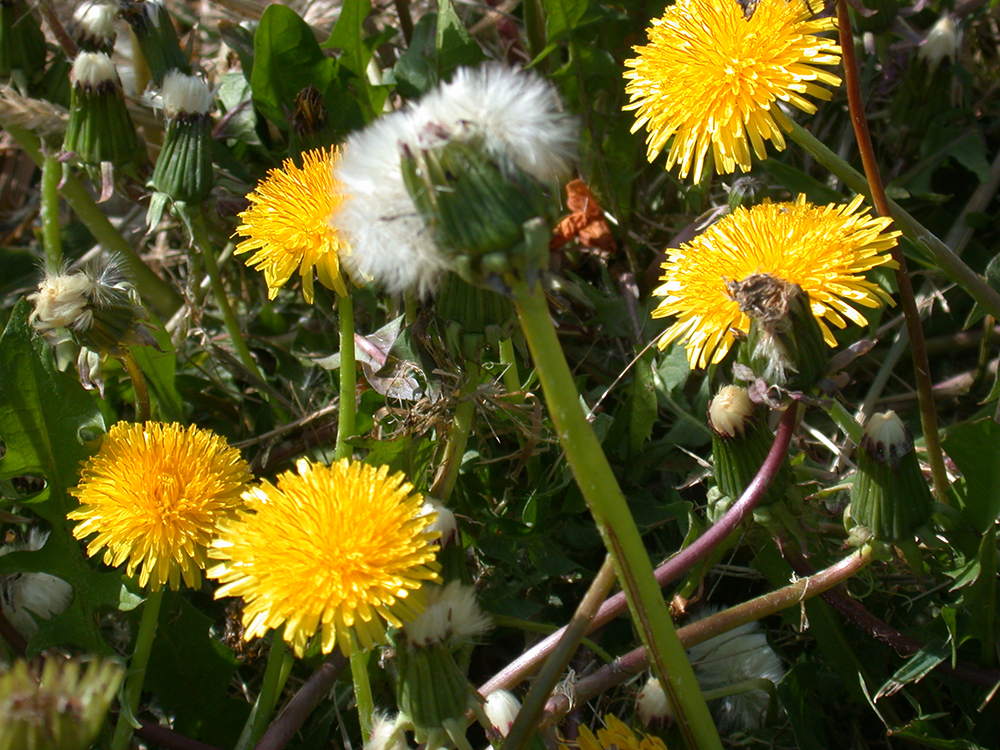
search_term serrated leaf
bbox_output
[436,0,485,80]
[941,418,1000,533]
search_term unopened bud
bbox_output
[150,71,214,202]
[73,2,118,54]
[119,0,190,86]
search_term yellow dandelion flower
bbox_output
[624,0,842,183]
[207,458,441,658]
[69,422,251,592]
[234,146,348,303]
[652,195,900,369]
[562,715,667,750]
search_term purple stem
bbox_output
[479,406,798,695]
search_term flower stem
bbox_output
[786,120,1000,321]
[498,338,523,404]
[120,348,150,422]
[334,292,356,462]
[430,362,480,502]
[183,206,265,384]
[833,0,949,503]
[478,406,797,696]
[350,645,375,739]
[244,630,293,748]
[543,547,875,722]
[256,652,349,750]
[110,586,164,750]
[509,277,722,750]
[0,123,183,317]
[499,556,617,750]
[40,154,62,271]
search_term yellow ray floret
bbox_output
[652,195,900,369]
[624,0,841,182]
[234,147,348,302]
[208,458,441,657]
[69,422,250,591]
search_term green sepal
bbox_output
[711,407,790,507]
[64,83,144,168]
[0,0,46,80]
[120,0,191,85]
[151,113,214,203]
[394,636,474,734]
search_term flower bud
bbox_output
[72,1,118,54]
[708,385,789,506]
[0,659,123,750]
[392,583,490,750]
[729,274,827,391]
[119,0,190,86]
[435,274,515,361]
[150,71,214,203]
[919,15,960,74]
[849,411,933,543]
[483,689,520,739]
[63,52,145,180]
[636,676,673,731]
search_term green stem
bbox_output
[334,292,356,462]
[787,120,1000,322]
[120,348,150,422]
[833,0,948,504]
[40,154,62,271]
[430,362,480,501]
[823,398,864,445]
[350,645,375,740]
[246,631,293,748]
[110,587,164,750]
[510,279,722,750]
[498,337,523,404]
[1,123,182,317]
[184,206,265,383]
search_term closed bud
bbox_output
[0,659,123,750]
[63,52,145,177]
[72,1,118,54]
[636,676,673,731]
[151,71,214,203]
[849,411,933,543]
[709,385,789,506]
[729,274,827,391]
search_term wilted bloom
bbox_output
[69,422,250,591]
[365,713,412,750]
[208,458,440,657]
[652,195,898,369]
[918,14,960,74]
[564,714,667,750]
[624,0,841,182]
[234,147,348,302]
[0,658,123,750]
[336,63,576,296]
[0,529,73,638]
[686,613,785,734]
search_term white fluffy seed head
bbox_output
[686,610,785,735]
[335,62,577,297]
[401,581,491,648]
[0,529,74,638]
[160,71,214,117]
[28,271,94,331]
[71,51,121,89]
[364,713,411,750]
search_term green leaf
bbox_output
[322,0,372,77]
[873,637,949,701]
[436,0,485,81]
[941,418,1000,533]
[543,0,589,42]
[0,299,117,654]
[251,5,338,130]
[627,352,657,457]
[390,13,438,99]
[962,526,997,664]
[130,328,184,423]
[144,591,248,747]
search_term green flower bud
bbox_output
[709,385,789,506]
[119,0,190,86]
[63,52,144,172]
[849,411,933,543]
[435,273,515,361]
[151,71,214,203]
[730,274,827,390]
[0,659,123,750]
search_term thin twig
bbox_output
[835,0,948,500]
